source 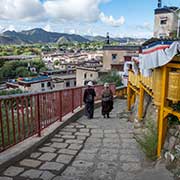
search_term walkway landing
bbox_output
[0,99,174,180]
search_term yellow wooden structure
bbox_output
[127,55,180,157]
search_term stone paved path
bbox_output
[0,99,174,180]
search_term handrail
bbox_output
[0,84,116,152]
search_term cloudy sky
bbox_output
[0,0,179,38]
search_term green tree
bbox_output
[32,58,46,73]
[54,60,60,66]
[1,62,15,79]
[15,67,30,77]
[14,48,22,55]
[98,71,123,87]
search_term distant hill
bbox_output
[84,35,146,43]
[0,28,89,45]
[0,28,147,45]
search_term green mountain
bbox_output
[84,35,146,43]
[0,28,147,45]
[0,28,89,44]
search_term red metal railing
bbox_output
[0,84,116,152]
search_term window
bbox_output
[41,83,44,88]
[112,54,117,60]
[160,17,168,25]
[160,19,167,25]
[84,73,87,79]
[47,82,51,87]
[74,81,76,86]
[90,74,93,78]
[66,81,70,87]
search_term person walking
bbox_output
[83,81,96,119]
[101,83,113,118]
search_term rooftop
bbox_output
[76,66,101,72]
[103,45,140,51]
[142,38,180,47]
[51,74,76,80]
[9,75,51,85]
[155,6,179,14]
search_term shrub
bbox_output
[135,119,158,160]
[98,71,123,87]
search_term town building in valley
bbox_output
[103,45,140,71]
[76,67,100,86]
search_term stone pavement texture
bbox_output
[0,99,174,180]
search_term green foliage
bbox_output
[54,60,60,66]
[0,89,23,96]
[0,45,42,56]
[98,71,123,87]
[135,119,158,160]
[0,58,45,82]
[15,67,30,77]
[31,58,46,73]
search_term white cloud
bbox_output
[136,22,153,32]
[0,24,17,33]
[43,0,107,22]
[0,25,6,33]
[0,0,45,21]
[69,29,76,34]
[99,12,125,27]
[7,25,16,31]
[44,24,53,32]
[0,0,125,28]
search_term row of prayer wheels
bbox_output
[128,68,180,105]
[152,68,180,105]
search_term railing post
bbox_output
[80,88,83,107]
[138,83,144,120]
[72,89,74,113]
[59,91,62,121]
[37,94,41,137]
[127,83,131,111]
[157,65,168,157]
[0,100,5,149]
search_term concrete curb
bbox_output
[0,101,102,172]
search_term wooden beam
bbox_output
[138,83,144,121]
[164,107,180,120]
[167,63,180,69]
[140,82,153,97]
[129,83,139,94]
[127,83,131,111]
[157,66,168,157]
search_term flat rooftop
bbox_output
[51,74,76,80]
[15,76,51,85]
[103,45,140,51]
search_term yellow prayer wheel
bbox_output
[167,72,180,103]
[152,68,163,106]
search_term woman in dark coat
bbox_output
[101,83,113,118]
[83,81,96,119]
